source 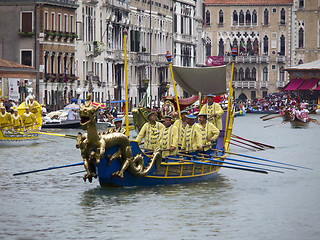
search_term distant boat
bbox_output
[247,107,279,114]
[42,119,80,129]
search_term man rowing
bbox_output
[21,107,38,131]
[199,94,224,130]
[158,115,178,158]
[136,111,164,150]
[12,108,23,131]
[0,106,13,131]
[27,95,41,115]
[197,113,220,155]
[173,110,188,149]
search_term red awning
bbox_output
[297,78,319,90]
[284,78,304,91]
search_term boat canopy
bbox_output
[172,65,227,95]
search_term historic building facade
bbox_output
[292,0,320,65]
[204,0,293,100]
[0,0,78,110]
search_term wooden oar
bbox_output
[264,121,289,128]
[260,113,273,119]
[69,170,86,175]
[230,142,258,151]
[231,138,265,151]
[197,153,296,171]
[208,149,312,170]
[13,162,84,176]
[167,156,268,174]
[231,134,275,149]
[308,118,320,125]
[177,153,283,173]
[262,115,281,121]
[29,131,77,139]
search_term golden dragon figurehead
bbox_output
[79,93,100,130]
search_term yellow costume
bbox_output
[28,100,41,115]
[21,112,37,131]
[136,121,164,150]
[182,123,202,152]
[0,112,13,129]
[173,119,187,148]
[12,114,23,131]
[109,127,126,135]
[199,102,224,130]
[158,125,178,157]
[198,122,220,151]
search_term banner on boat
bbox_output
[172,65,226,95]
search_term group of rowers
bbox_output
[0,96,40,132]
[281,102,309,123]
[133,94,224,158]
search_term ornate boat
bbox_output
[0,101,42,142]
[77,63,235,187]
[290,118,309,128]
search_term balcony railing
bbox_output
[277,81,286,88]
[276,56,286,63]
[234,81,257,89]
[260,81,268,88]
[224,55,261,63]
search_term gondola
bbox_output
[41,119,81,129]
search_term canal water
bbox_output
[0,114,319,240]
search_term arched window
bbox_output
[206,37,212,56]
[298,59,303,65]
[219,9,223,24]
[246,10,251,25]
[279,67,285,81]
[239,10,244,25]
[253,38,259,54]
[263,67,268,81]
[205,10,210,26]
[263,35,269,54]
[239,67,244,81]
[245,67,251,80]
[264,9,269,25]
[252,67,257,81]
[233,10,238,25]
[280,35,285,55]
[218,39,224,56]
[252,10,257,25]
[280,8,285,24]
[247,38,252,54]
[298,28,304,47]
[233,68,238,81]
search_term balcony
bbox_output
[276,56,286,63]
[234,81,257,89]
[260,81,268,88]
[85,42,94,57]
[277,81,286,88]
[260,55,269,63]
[158,53,167,63]
[138,52,149,62]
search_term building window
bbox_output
[219,10,223,25]
[299,0,304,8]
[218,39,224,56]
[21,12,33,32]
[58,14,61,32]
[262,91,268,98]
[206,37,211,57]
[233,68,237,81]
[130,30,140,52]
[70,15,74,33]
[263,35,269,54]
[264,9,269,25]
[251,91,256,100]
[239,67,244,81]
[247,38,252,53]
[279,67,285,81]
[57,54,61,74]
[299,28,304,47]
[298,59,303,65]
[64,14,68,32]
[252,67,256,81]
[319,20,320,47]
[263,67,268,81]
[44,12,48,31]
[44,52,49,74]
[239,10,244,25]
[280,8,285,24]
[205,10,210,26]
[252,10,257,25]
[280,35,285,55]
[51,13,55,31]
[245,10,251,25]
[21,50,32,66]
[233,10,238,25]
[245,67,251,80]
[51,54,55,74]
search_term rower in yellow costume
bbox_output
[136,112,164,150]
[197,113,220,154]
[12,108,23,131]
[27,95,41,115]
[21,107,38,131]
[158,115,178,157]
[173,110,188,149]
[199,94,224,130]
[109,118,126,134]
[0,106,13,130]
[182,114,202,153]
